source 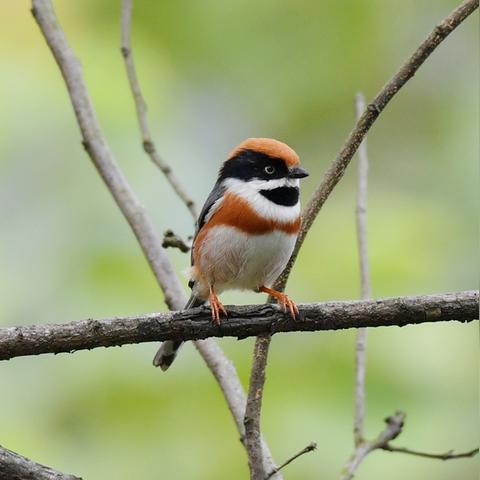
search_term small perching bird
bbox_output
[153,138,308,370]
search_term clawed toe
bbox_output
[280,295,299,319]
[209,286,227,325]
[286,297,299,318]
[259,285,299,319]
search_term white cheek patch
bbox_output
[223,177,300,223]
[245,177,300,190]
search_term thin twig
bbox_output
[1,291,477,361]
[343,414,478,479]
[274,0,479,294]
[382,445,479,460]
[244,334,272,480]
[265,442,317,479]
[354,92,372,303]
[353,92,371,447]
[31,0,278,475]
[162,229,191,253]
[340,412,406,480]
[0,444,81,480]
[120,0,197,219]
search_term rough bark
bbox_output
[0,445,81,480]
[1,291,477,361]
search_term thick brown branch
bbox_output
[1,291,477,361]
[120,0,197,219]
[0,444,81,480]
[274,0,479,293]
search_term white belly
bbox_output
[197,225,296,293]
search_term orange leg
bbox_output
[259,286,299,319]
[209,285,227,326]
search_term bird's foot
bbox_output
[259,286,299,319]
[209,286,227,325]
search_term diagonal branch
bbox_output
[0,444,81,480]
[30,0,278,474]
[120,0,197,219]
[31,0,185,311]
[1,291,477,361]
[265,442,317,479]
[274,0,479,293]
[261,5,478,472]
[243,4,479,475]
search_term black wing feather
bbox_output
[190,180,225,268]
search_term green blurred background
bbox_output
[1,1,478,479]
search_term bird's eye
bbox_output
[264,166,275,175]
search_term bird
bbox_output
[153,138,308,371]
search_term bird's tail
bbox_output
[152,294,205,371]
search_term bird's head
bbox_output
[219,138,308,197]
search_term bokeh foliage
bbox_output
[0,1,478,479]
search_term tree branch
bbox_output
[0,444,81,480]
[191,340,280,477]
[274,0,479,293]
[248,4,479,473]
[353,92,370,447]
[31,0,278,474]
[162,229,191,253]
[264,6,478,466]
[244,334,272,480]
[341,412,406,480]
[120,0,197,219]
[340,412,479,480]
[31,0,185,311]
[382,445,479,460]
[265,442,317,479]
[1,291,477,361]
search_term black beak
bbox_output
[288,166,309,179]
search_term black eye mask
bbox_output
[219,149,289,181]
